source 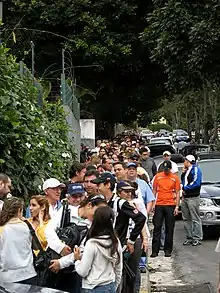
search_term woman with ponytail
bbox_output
[0,197,37,284]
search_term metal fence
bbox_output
[61,73,81,159]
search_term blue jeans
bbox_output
[82,282,116,293]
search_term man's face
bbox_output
[68,193,85,206]
[163,154,171,161]
[141,152,149,160]
[114,164,127,180]
[77,168,87,182]
[127,167,137,178]
[184,160,191,169]
[0,179,11,199]
[84,175,98,195]
[45,186,61,202]
[98,182,110,195]
[104,159,113,171]
[106,143,111,149]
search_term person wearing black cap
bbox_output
[151,160,181,257]
[92,172,146,254]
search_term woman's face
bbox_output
[119,190,132,201]
[84,203,106,221]
[30,199,41,218]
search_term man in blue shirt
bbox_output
[126,162,155,214]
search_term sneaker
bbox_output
[183,240,193,245]
[150,252,158,258]
[192,240,201,246]
[164,252,171,257]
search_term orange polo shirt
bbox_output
[153,172,180,206]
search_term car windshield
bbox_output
[150,138,171,145]
[198,160,220,183]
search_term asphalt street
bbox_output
[173,220,219,288]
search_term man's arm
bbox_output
[121,201,146,244]
[152,160,157,177]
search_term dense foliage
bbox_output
[3,0,164,128]
[0,45,75,198]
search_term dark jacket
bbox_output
[181,164,202,198]
[108,195,146,246]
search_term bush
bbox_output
[0,45,75,198]
[148,123,173,132]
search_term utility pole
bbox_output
[0,1,3,22]
[62,48,65,75]
[30,41,35,76]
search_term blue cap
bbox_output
[117,181,134,190]
[127,162,137,168]
[67,183,85,196]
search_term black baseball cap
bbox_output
[91,172,116,185]
[162,160,172,171]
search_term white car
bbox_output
[149,137,175,149]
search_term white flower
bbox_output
[62,152,71,158]
[38,185,42,190]
[30,105,35,111]
[38,142,43,147]
[25,142,31,148]
[40,125,45,130]
[48,162,52,167]
[7,150,10,155]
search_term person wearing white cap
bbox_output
[42,178,65,218]
[157,151,178,174]
[181,155,203,246]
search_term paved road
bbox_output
[173,220,219,287]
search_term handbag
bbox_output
[25,220,60,288]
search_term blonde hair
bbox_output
[30,195,51,221]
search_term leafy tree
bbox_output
[0,44,75,198]
[3,0,165,128]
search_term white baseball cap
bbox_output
[163,151,171,156]
[43,178,65,191]
[185,155,196,163]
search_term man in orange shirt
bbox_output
[151,160,180,257]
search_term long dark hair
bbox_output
[86,205,119,260]
[0,197,24,226]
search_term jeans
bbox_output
[181,197,203,241]
[82,282,116,293]
[152,205,176,254]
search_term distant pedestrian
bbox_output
[157,151,178,174]
[139,147,157,180]
[181,155,203,246]
[0,173,11,211]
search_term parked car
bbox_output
[180,144,214,158]
[149,137,175,149]
[147,143,176,157]
[197,151,220,161]
[173,129,190,142]
[198,159,220,228]
[140,129,154,141]
[0,282,67,293]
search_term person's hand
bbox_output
[142,239,148,253]
[60,245,72,256]
[49,260,60,273]
[74,246,81,261]
[38,209,44,225]
[217,283,220,293]
[174,207,179,216]
[126,242,134,254]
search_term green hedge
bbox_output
[148,123,173,132]
[0,45,75,198]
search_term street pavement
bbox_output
[142,220,220,293]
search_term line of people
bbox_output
[0,137,203,293]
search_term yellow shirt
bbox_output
[27,219,49,254]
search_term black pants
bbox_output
[152,205,175,254]
[56,271,81,293]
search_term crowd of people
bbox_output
[0,135,205,293]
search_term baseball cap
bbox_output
[117,181,134,190]
[43,178,65,191]
[67,183,85,196]
[91,172,116,185]
[163,151,171,156]
[130,153,139,160]
[127,162,137,168]
[185,155,196,163]
[162,160,172,171]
